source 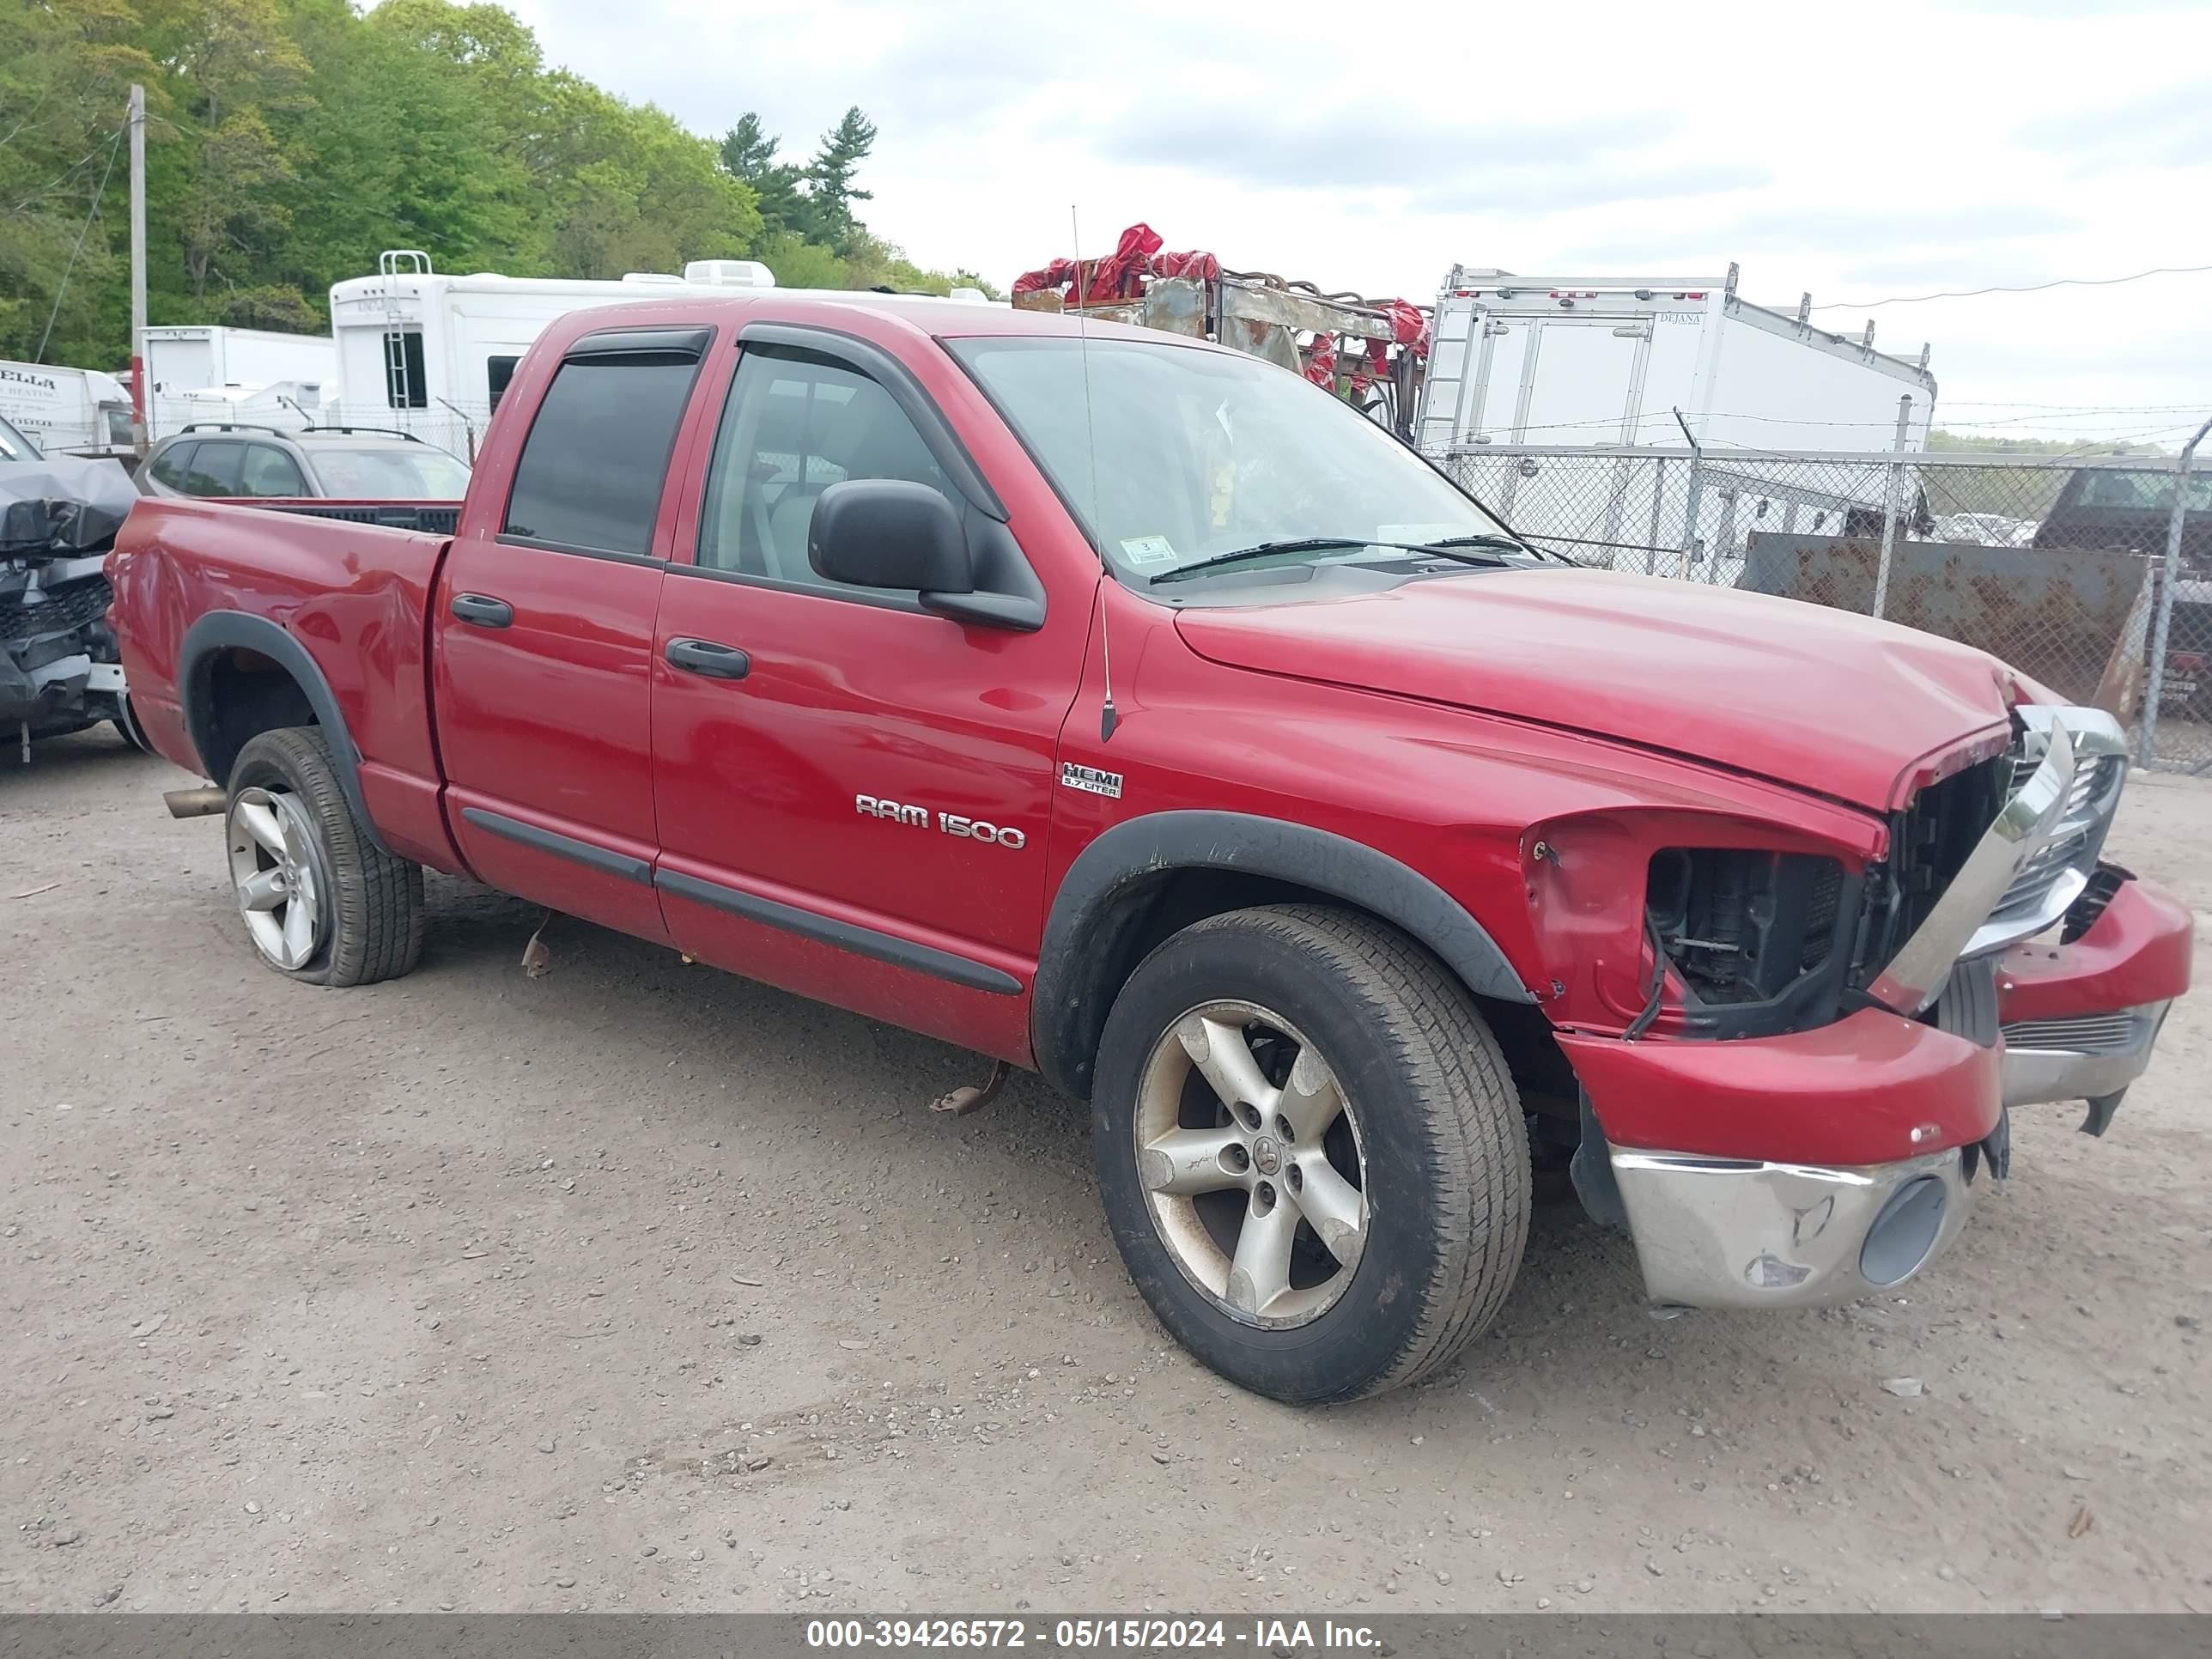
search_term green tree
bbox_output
[719,111,804,239]
[0,0,160,362]
[802,104,874,253]
[0,1,987,373]
[751,228,848,290]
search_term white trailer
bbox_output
[0,362,135,459]
[1418,264,1936,453]
[324,252,780,454]
[142,325,338,440]
[1416,264,1938,577]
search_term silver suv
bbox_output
[137,424,471,501]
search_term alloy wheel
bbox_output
[226,786,326,971]
[1132,1000,1370,1328]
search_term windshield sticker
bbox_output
[1120,534,1178,568]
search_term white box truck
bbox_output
[323,252,780,455]
[0,362,135,459]
[142,325,339,440]
[1416,264,1938,578]
[1418,263,1936,453]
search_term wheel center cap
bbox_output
[1251,1136,1282,1177]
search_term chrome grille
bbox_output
[1984,726,2124,936]
[2000,1011,2146,1054]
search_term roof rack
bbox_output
[173,421,426,445]
[297,423,427,444]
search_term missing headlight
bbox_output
[1646,848,1846,1009]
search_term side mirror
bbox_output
[808,479,973,594]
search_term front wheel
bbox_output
[224,726,424,986]
[1092,905,1530,1404]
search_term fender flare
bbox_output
[1031,809,1534,1099]
[178,611,389,857]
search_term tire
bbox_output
[1092,904,1529,1404]
[112,696,152,754]
[224,726,424,987]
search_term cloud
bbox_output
[1408,160,1770,216]
[1105,102,1674,193]
[1559,201,2079,269]
[2015,80,2212,170]
[1835,254,2057,290]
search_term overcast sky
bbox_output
[500,0,2212,447]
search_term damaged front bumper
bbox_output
[1557,706,2191,1314]
[1611,1146,1976,1310]
[1558,1008,2002,1310]
[1996,869,2192,1130]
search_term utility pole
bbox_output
[128,83,147,453]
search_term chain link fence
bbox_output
[1437,444,2212,773]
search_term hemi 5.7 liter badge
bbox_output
[1060,762,1123,799]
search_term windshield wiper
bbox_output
[1421,532,1576,566]
[1148,535,1516,586]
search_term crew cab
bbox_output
[108,294,2192,1404]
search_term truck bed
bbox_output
[108,495,456,867]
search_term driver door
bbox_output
[648,331,1087,1059]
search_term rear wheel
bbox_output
[1093,905,1529,1403]
[224,726,423,986]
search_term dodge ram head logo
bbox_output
[855,796,1027,849]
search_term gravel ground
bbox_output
[3,730,2207,1615]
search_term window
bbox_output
[148,441,198,491]
[696,350,954,592]
[240,444,309,498]
[2077,469,2212,514]
[486,356,520,413]
[502,355,700,556]
[383,329,428,410]
[951,336,1510,585]
[181,441,245,497]
[308,444,472,500]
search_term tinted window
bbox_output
[503,357,699,556]
[487,356,520,412]
[308,444,471,500]
[148,441,198,490]
[0,415,38,461]
[2077,470,2212,513]
[696,351,952,592]
[182,441,245,497]
[240,443,309,498]
[384,329,428,409]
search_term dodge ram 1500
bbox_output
[109,293,2192,1402]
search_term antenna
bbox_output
[1073,204,1116,742]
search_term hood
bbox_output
[1172,568,2017,810]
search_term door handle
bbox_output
[665,637,751,680]
[451,592,514,628]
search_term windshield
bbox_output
[950,336,1512,583]
[307,444,472,500]
[0,415,39,462]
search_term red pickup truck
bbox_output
[110,294,2191,1403]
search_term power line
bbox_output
[33,125,125,363]
[5,125,125,216]
[1810,262,2212,311]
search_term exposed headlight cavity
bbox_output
[1645,848,1846,1007]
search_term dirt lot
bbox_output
[3,731,2208,1615]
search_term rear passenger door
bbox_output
[433,324,714,943]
